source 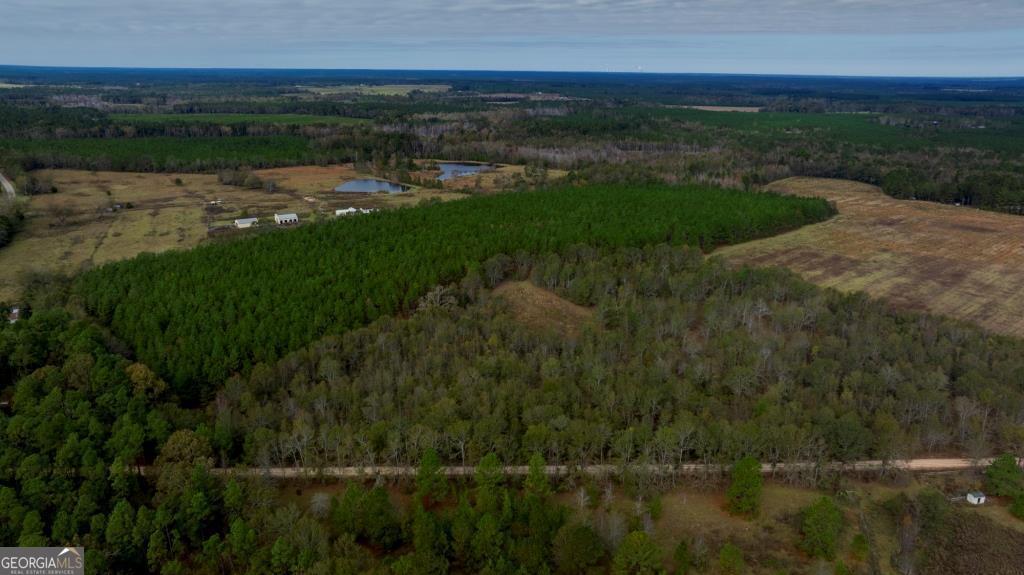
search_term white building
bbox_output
[7,306,20,324]
[234,217,259,229]
[274,213,299,225]
[335,207,377,217]
[966,491,986,505]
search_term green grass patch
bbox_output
[75,183,834,392]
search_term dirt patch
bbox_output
[493,281,595,338]
[718,176,1024,337]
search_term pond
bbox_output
[437,162,493,181]
[335,179,410,193]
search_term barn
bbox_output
[274,213,299,225]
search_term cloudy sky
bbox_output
[1,0,1022,76]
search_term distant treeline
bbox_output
[1,130,420,173]
[74,184,834,394]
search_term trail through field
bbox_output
[718,177,1024,337]
[143,457,997,479]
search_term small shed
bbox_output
[967,491,986,505]
[234,217,259,229]
[7,306,20,324]
[274,213,299,225]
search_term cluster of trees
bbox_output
[216,168,277,192]
[984,454,1024,519]
[1,126,421,175]
[0,197,23,248]
[200,245,1024,471]
[75,184,832,392]
[884,169,1024,213]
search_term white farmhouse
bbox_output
[234,217,259,229]
[274,213,299,225]
[966,491,986,505]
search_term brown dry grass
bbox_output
[492,281,595,338]
[718,177,1024,337]
[254,164,468,208]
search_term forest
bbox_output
[2,67,1024,574]
[213,245,1024,470]
[4,247,1024,574]
[73,183,834,393]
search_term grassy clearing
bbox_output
[718,176,1024,338]
[492,280,595,338]
[109,113,370,125]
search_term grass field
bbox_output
[718,177,1024,338]
[109,113,370,125]
[0,165,470,302]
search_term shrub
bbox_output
[716,543,745,575]
[612,531,663,575]
[553,523,606,574]
[985,454,1023,497]
[726,456,763,517]
[799,497,845,559]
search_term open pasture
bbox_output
[0,166,470,301]
[718,177,1024,337]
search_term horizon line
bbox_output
[1,63,1021,82]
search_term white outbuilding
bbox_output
[274,213,299,225]
[234,217,259,229]
[335,207,377,217]
[966,491,986,505]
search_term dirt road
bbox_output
[0,172,14,200]
[175,457,997,479]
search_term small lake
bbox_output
[437,162,493,181]
[335,179,410,193]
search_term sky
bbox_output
[0,0,1022,77]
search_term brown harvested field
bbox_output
[717,177,1024,338]
[493,281,595,338]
